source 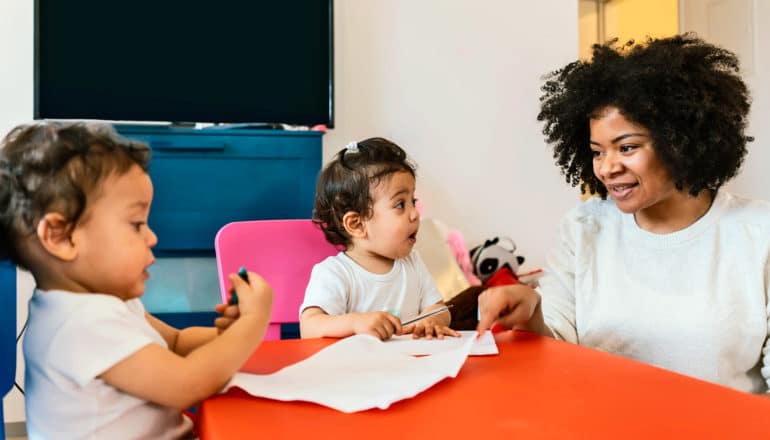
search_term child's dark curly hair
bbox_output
[0,122,151,270]
[537,33,752,198]
[313,137,416,247]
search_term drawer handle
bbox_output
[152,144,226,152]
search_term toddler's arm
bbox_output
[300,306,402,340]
[147,315,218,356]
[99,271,273,410]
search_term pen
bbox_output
[228,266,248,305]
[400,305,452,326]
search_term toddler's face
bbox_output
[363,171,419,260]
[68,164,157,300]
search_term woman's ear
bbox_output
[36,213,77,261]
[342,211,367,239]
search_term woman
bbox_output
[478,34,770,394]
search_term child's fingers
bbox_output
[384,313,403,335]
[229,271,249,290]
[411,323,425,339]
[215,303,240,318]
[245,271,271,291]
[368,327,387,340]
[214,316,235,334]
[424,324,435,340]
[230,271,273,311]
[442,326,460,337]
[214,316,233,327]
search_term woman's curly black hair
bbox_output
[313,137,415,248]
[537,33,752,198]
[0,122,150,270]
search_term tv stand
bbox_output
[169,121,197,128]
[207,122,284,130]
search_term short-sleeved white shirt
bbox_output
[300,250,443,321]
[23,289,193,439]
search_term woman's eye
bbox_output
[620,144,637,153]
[591,150,602,158]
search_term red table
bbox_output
[199,331,770,439]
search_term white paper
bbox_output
[224,333,475,413]
[384,330,498,356]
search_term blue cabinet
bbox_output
[117,126,323,253]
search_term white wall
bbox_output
[323,0,580,269]
[1,0,580,424]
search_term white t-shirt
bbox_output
[300,250,443,321]
[540,190,770,393]
[23,289,194,439]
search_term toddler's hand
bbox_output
[214,303,239,335]
[352,311,402,341]
[215,271,273,334]
[404,319,459,339]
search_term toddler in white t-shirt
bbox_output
[0,122,273,438]
[300,137,457,341]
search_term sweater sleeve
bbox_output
[761,258,770,392]
[538,205,589,344]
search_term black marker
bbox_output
[228,266,248,305]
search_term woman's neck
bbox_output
[634,190,715,234]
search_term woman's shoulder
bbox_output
[716,191,770,227]
[564,196,621,227]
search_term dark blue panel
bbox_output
[154,312,218,329]
[280,323,301,340]
[0,260,17,419]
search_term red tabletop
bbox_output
[198,331,770,439]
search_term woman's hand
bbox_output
[476,284,549,336]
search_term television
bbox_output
[34,0,334,127]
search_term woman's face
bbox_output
[589,106,679,215]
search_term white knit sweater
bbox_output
[540,190,770,393]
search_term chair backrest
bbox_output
[214,220,338,340]
[0,260,17,440]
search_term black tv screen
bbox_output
[35,0,334,127]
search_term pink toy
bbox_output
[446,230,482,286]
[214,219,339,340]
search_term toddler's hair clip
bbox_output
[345,141,359,154]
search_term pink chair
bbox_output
[214,219,339,340]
